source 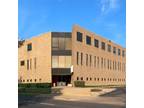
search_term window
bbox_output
[77,52,79,65]
[52,56,59,67]
[34,79,37,82]
[30,58,32,70]
[86,36,91,45]
[107,59,109,69]
[27,43,32,51]
[122,50,125,57]
[115,61,117,70]
[34,57,36,69]
[118,62,119,70]
[52,37,72,50]
[86,54,88,66]
[59,37,65,50]
[58,56,65,67]
[94,78,96,81]
[94,56,96,67]
[20,60,25,66]
[52,37,59,50]
[90,77,92,81]
[97,57,99,68]
[113,47,116,54]
[94,39,99,48]
[104,58,106,68]
[118,49,121,56]
[27,79,29,82]
[52,56,71,68]
[23,80,25,82]
[97,78,99,81]
[30,79,32,82]
[65,38,72,50]
[110,60,111,69]
[77,77,79,81]
[77,32,83,42]
[120,62,121,71]
[86,77,88,81]
[101,78,103,81]
[39,78,42,82]
[101,42,105,50]
[65,56,71,67]
[81,52,83,65]
[113,61,115,70]
[90,55,92,66]
[107,44,111,52]
[81,77,83,81]
[101,57,103,68]
[27,60,29,70]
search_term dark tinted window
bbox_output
[118,49,121,56]
[20,60,25,66]
[27,60,29,70]
[107,44,111,52]
[86,36,91,45]
[27,43,32,51]
[101,42,105,50]
[77,52,79,65]
[77,32,83,42]
[122,50,125,57]
[113,47,116,54]
[94,39,99,48]
[81,52,83,65]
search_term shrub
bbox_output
[91,89,102,92]
[74,81,85,87]
[18,83,51,88]
[18,83,52,94]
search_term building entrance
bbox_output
[52,75,71,86]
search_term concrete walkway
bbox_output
[52,86,116,97]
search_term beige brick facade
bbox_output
[71,25,126,86]
[18,32,52,83]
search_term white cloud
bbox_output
[100,0,119,14]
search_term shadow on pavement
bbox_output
[18,87,63,107]
[99,87,126,97]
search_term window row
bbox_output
[77,77,125,82]
[20,57,37,70]
[76,52,126,72]
[76,32,125,57]
[52,56,71,68]
[18,78,42,83]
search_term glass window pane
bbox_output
[77,32,83,42]
[52,56,58,68]
[52,37,59,50]
[58,56,65,67]
[65,56,71,67]
[65,38,71,50]
[59,38,65,50]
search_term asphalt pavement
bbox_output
[18,87,126,108]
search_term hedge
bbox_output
[18,88,51,94]
[18,83,52,94]
[74,81,85,87]
[18,83,52,88]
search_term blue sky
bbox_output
[18,0,126,47]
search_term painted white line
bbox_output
[40,102,55,106]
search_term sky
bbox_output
[18,0,126,47]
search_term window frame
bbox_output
[76,32,83,42]
[86,35,91,45]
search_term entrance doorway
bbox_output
[52,75,71,86]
